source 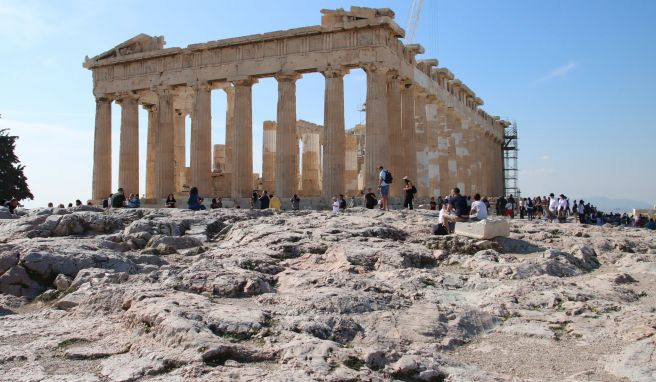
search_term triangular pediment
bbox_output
[86,34,165,63]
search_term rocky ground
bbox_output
[0,206,654,382]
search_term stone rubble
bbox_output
[0,207,655,381]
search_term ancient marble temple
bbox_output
[84,7,508,205]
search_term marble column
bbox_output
[118,94,139,196]
[262,120,276,193]
[344,134,359,194]
[92,97,112,200]
[231,78,256,198]
[275,72,301,199]
[414,92,428,197]
[154,87,175,199]
[447,109,463,193]
[301,132,321,196]
[459,118,474,195]
[469,124,482,195]
[321,67,347,198]
[400,82,416,185]
[224,86,235,175]
[173,111,186,191]
[425,97,441,197]
[437,104,451,197]
[364,65,390,190]
[191,83,212,195]
[387,71,402,197]
[480,132,491,196]
[144,104,158,199]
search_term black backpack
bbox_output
[339,199,347,209]
[411,185,417,194]
[384,170,393,184]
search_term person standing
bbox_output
[548,193,558,222]
[270,193,282,210]
[290,194,300,210]
[578,200,585,224]
[251,190,259,209]
[259,191,270,209]
[526,197,534,221]
[378,166,392,211]
[402,176,416,210]
[166,193,176,208]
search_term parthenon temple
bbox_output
[84,6,509,206]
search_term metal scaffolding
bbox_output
[503,121,519,198]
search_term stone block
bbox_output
[454,217,509,240]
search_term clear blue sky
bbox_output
[1,0,654,208]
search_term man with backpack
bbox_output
[402,176,416,210]
[378,166,393,211]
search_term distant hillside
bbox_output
[582,196,653,213]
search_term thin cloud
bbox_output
[539,155,550,161]
[534,61,578,84]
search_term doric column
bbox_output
[480,132,491,196]
[344,133,358,195]
[425,96,441,197]
[364,64,390,190]
[321,67,347,198]
[173,110,186,191]
[224,86,235,175]
[437,104,451,196]
[446,109,463,193]
[92,97,112,200]
[387,71,402,197]
[144,104,158,199]
[191,83,212,195]
[117,93,139,196]
[459,118,474,195]
[469,124,482,195]
[275,72,301,199]
[414,91,428,197]
[154,87,175,199]
[231,78,257,198]
[262,121,276,193]
[301,132,321,196]
[400,81,416,185]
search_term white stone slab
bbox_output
[455,217,510,239]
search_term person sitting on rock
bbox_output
[270,193,282,210]
[187,187,206,210]
[469,193,488,221]
[75,199,82,207]
[111,188,126,208]
[6,198,19,214]
[127,194,140,208]
[165,193,176,208]
[47,202,54,208]
[338,194,347,210]
[210,198,220,209]
[442,187,470,227]
[429,197,437,210]
[364,188,377,209]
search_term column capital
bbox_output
[386,69,401,81]
[229,76,258,87]
[274,71,302,82]
[425,94,438,103]
[320,66,349,78]
[362,63,389,75]
[95,96,113,104]
[400,78,414,88]
[115,92,139,105]
[142,103,158,112]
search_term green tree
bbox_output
[0,129,34,201]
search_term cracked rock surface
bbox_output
[1,207,655,381]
